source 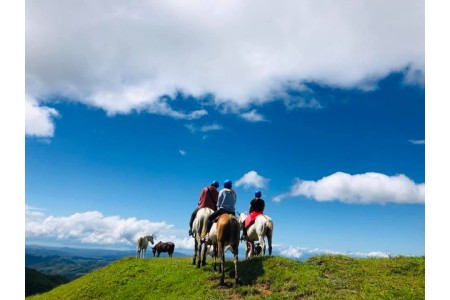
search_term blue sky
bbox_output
[22,0,427,259]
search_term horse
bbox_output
[152,241,175,257]
[136,235,154,258]
[216,213,240,286]
[239,212,273,259]
[191,207,214,267]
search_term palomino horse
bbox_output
[152,241,175,257]
[216,213,240,286]
[239,212,273,259]
[136,235,154,258]
[192,207,214,267]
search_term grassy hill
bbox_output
[27,255,424,299]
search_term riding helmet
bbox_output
[224,179,232,188]
[211,180,219,188]
[255,190,262,198]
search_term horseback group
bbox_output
[188,179,273,286]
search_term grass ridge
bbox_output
[27,255,424,299]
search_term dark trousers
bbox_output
[189,207,200,228]
[206,208,235,233]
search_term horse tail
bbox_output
[200,210,209,238]
[266,219,273,255]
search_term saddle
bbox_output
[213,212,235,223]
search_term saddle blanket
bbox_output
[245,211,263,228]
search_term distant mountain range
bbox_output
[25,244,188,279]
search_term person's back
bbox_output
[250,196,265,213]
[217,187,236,213]
[189,180,219,236]
[199,184,219,210]
[242,190,265,240]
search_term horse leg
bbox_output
[219,242,225,285]
[259,235,265,256]
[197,241,202,268]
[193,239,198,265]
[233,246,239,287]
[213,244,218,271]
[201,242,207,266]
[266,229,273,255]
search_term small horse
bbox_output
[192,207,214,267]
[216,213,240,286]
[239,212,273,259]
[152,241,175,257]
[136,235,154,258]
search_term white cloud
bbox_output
[279,246,303,259]
[274,172,425,204]
[235,170,269,189]
[25,95,59,137]
[179,149,186,156]
[240,109,266,122]
[26,0,424,125]
[409,139,425,145]
[25,208,172,245]
[185,123,223,134]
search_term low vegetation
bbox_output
[27,255,424,299]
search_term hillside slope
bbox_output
[27,255,424,299]
[25,268,69,297]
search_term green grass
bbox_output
[27,255,424,300]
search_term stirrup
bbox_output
[188,229,193,236]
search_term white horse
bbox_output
[136,235,154,258]
[239,212,273,259]
[192,207,214,267]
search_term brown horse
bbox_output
[216,213,240,286]
[152,241,175,257]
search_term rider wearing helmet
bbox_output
[202,179,237,242]
[241,190,265,240]
[188,180,219,236]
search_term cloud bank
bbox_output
[278,245,391,259]
[26,0,424,135]
[26,207,172,245]
[274,172,424,204]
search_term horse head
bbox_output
[146,234,154,245]
[238,211,247,223]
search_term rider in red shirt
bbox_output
[188,180,219,236]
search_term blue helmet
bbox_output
[255,191,262,198]
[211,180,219,188]
[224,179,232,189]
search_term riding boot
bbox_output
[241,228,247,241]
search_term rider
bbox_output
[202,179,237,243]
[241,190,265,240]
[188,180,219,236]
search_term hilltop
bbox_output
[27,254,424,299]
